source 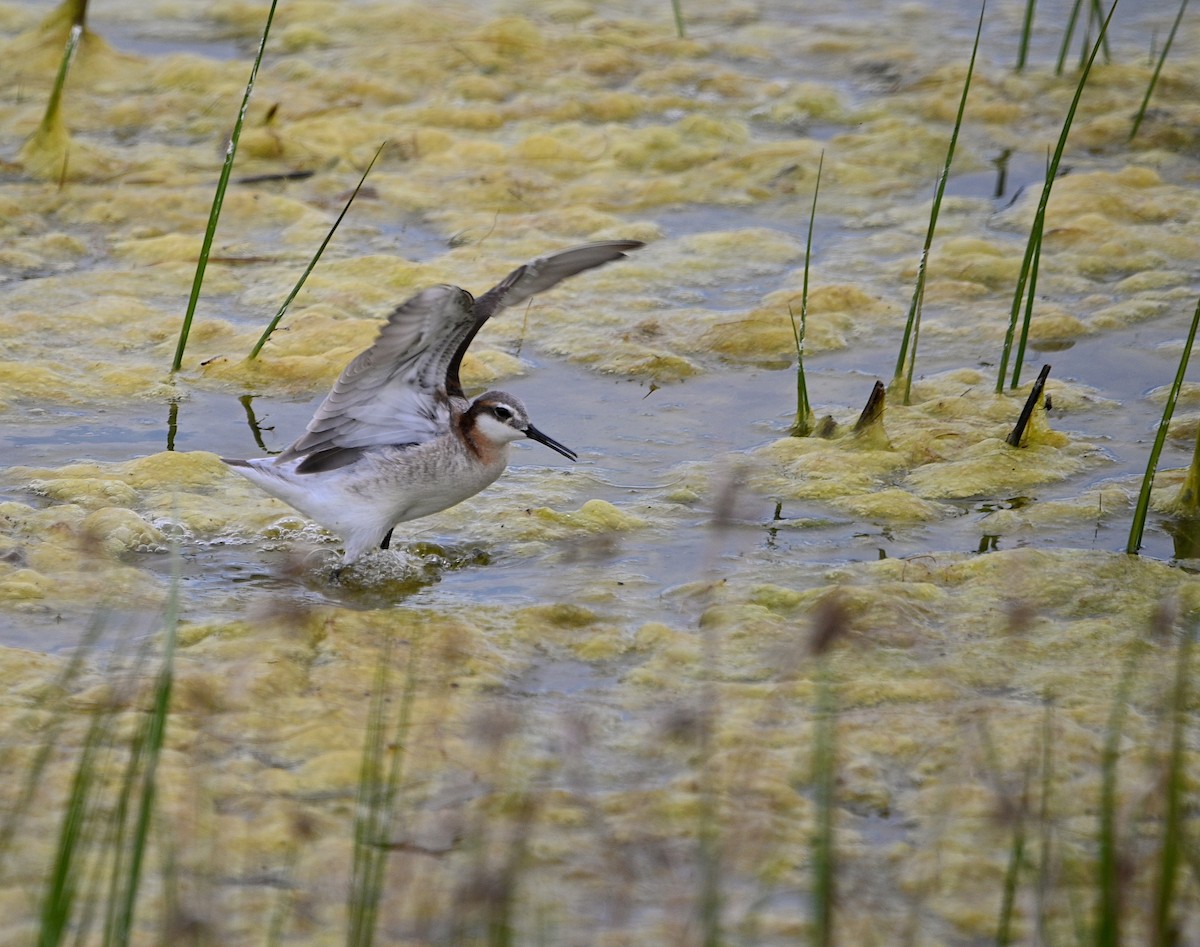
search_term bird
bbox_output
[223,240,643,565]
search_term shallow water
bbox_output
[2,0,1199,942]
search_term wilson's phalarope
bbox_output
[223,240,642,564]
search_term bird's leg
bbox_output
[380,527,394,550]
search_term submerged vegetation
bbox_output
[1,0,1200,942]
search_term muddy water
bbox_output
[1,0,1199,943]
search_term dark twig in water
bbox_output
[853,381,886,433]
[1006,364,1051,448]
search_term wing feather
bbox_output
[273,240,643,468]
[274,285,476,465]
[445,240,643,397]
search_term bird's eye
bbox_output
[492,405,513,421]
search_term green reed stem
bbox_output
[1090,0,1112,64]
[1127,296,1200,554]
[1175,419,1200,517]
[104,549,180,946]
[895,2,983,405]
[347,642,417,947]
[996,776,1030,945]
[998,0,1119,394]
[1129,0,1190,142]
[1009,224,1044,389]
[789,151,823,437]
[1055,0,1085,75]
[37,696,112,947]
[0,614,108,865]
[670,0,686,38]
[1096,644,1143,947]
[249,141,387,359]
[1017,0,1037,71]
[40,22,82,133]
[171,0,280,372]
[1034,699,1056,942]
[811,659,836,947]
[1153,619,1193,944]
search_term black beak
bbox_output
[525,423,578,461]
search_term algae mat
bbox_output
[1,0,1200,943]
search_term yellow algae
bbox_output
[830,488,953,524]
[526,498,646,536]
[27,477,138,510]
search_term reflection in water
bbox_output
[1166,517,1200,562]
[239,395,276,454]
[166,399,179,452]
[990,147,1012,199]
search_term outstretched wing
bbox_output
[275,285,477,471]
[444,240,644,398]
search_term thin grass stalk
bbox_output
[248,140,387,359]
[1056,0,1085,75]
[1034,699,1056,944]
[997,0,1119,394]
[1096,645,1143,947]
[1129,0,1190,142]
[0,614,109,862]
[810,657,836,947]
[105,551,180,946]
[36,22,82,140]
[1089,0,1112,63]
[1174,417,1200,516]
[698,742,721,947]
[347,643,417,947]
[669,0,686,38]
[37,700,114,947]
[171,0,280,372]
[895,3,983,404]
[789,151,823,437]
[1127,296,1200,554]
[996,766,1031,946]
[1009,224,1044,390]
[1016,0,1037,72]
[1152,619,1194,944]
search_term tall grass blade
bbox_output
[1034,699,1056,944]
[1096,644,1143,947]
[1009,221,1044,390]
[1129,0,1190,142]
[1089,0,1112,64]
[0,614,109,862]
[894,2,983,405]
[171,0,280,372]
[248,140,388,359]
[1174,417,1200,517]
[806,596,847,947]
[37,694,113,947]
[669,0,686,38]
[347,643,417,947]
[997,0,1119,393]
[1153,619,1193,944]
[1055,0,1085,74]
[104,548,181,946]
[18,14,83,181]
[810,658,836,947]
[1127,296,1200,554]
[1016,0,1037,71]
[789,151,823,437]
